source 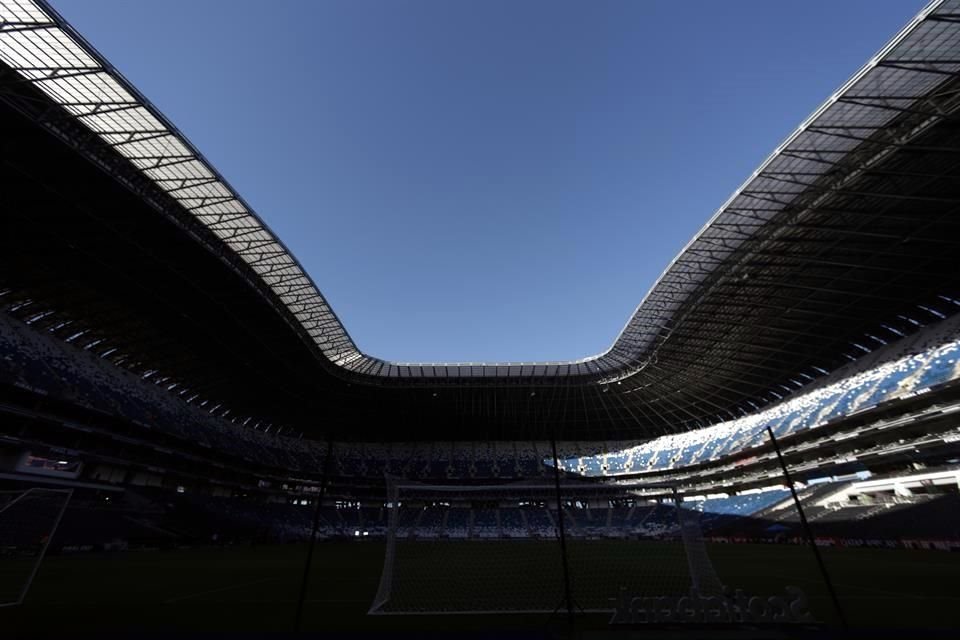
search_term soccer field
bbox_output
[1,541,957,632]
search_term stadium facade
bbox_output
[2,0,960,631]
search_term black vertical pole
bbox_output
[295,439,335,631]
[766,427,847,629]
[550,435,575,626]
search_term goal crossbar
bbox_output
[368,479,722,615]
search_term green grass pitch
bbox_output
[0,541,957,632]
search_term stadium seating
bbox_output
[444,508,470,538]
[559,318,960,477]
[688,489,791,517]
[3,309,960,483]
[2,481,951,551]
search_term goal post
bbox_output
[670,487,724,596]
[368,479,723,615]
[0,488,73,607]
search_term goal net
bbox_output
[368,479,722,615]
[0,488,73,607]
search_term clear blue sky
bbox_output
[55,0,926,363]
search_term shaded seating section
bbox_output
[522,507,555,538]
[0,312,329,475]
[417,505,445,538]
[3,483,954,553]
[3,308,959,484]
[499,508,526,537]
[444,508,470,539]
[472,508,499,538]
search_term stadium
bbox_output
[2,0,960,635]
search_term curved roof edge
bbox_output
[0,0,954,381]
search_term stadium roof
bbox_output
[2,0,960,440]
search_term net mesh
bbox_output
[0,488,72,607]
[369,480,723,614]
